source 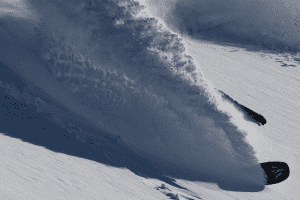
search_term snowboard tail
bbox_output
[260,162,290,185]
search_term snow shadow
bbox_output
[0,62,187,190]
[0,60,264,193]
[0,0,267,192]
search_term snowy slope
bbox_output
[1,36,297,200]
[0,134,168,200]
[184,38,300,199]
[0,0,299,199]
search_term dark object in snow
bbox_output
[156,184,171,191]
[217,90,267,126]
[261,161,290,185]
[240,104,267,126]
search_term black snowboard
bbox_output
[261,162,290,185]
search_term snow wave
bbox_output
[0,0,266,187]
[146,0,300,53]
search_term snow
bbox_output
[0,0,299,199]
[185,38,299,199]
[0,135,167,200]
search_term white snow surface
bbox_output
[0,0,299,199]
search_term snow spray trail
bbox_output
[0,0,266,188]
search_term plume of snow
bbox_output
[0,0,266,187]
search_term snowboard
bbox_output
[261,161,290,185]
